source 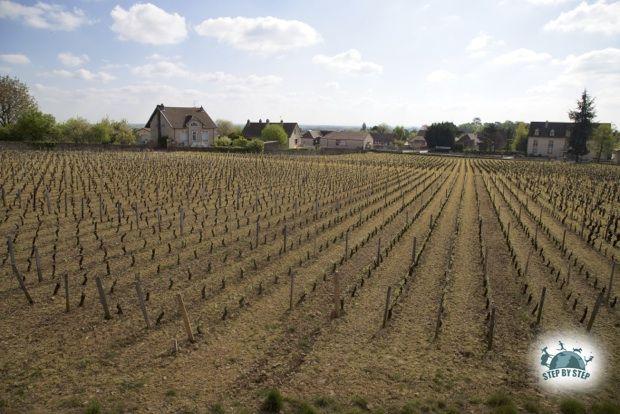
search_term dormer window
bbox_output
[534,129,540,136]
[549,129,555,137]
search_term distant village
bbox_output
[136,104,619,163]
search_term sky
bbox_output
[1,0,619,127]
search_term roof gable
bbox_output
[324,131,372,141]
[145,105,217,129]
[242,121,300,138]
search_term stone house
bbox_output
[456,133,480,150]
[144,104,218,147]
[526,121,572,158]
[321,131,373,150]
[242,119,302,149]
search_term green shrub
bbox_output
[486,391,512,407]
[209,403,226,414]
[215,136,232,147]
[261,389,283,413]
[84,400,101,414]
[559,399,586,414]
[247,138,265,153]
[232,137,248,147]
[592,401,620,414]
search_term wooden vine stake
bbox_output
[134,276,150,328]
[382,286,392,328]
[487,306,496,351]
[331,271,341,318]
[34,245,43,282]
[63,273,70,312]
[176,293,195,343]
[607,261,615,303]
[7,237,33,305]
[586,291,604,332]
[95,275,112,319]
[289,272,295,311]
[536,286,546,326]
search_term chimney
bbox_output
[246,119,250,125]
[158,103,164,110]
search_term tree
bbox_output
[247,138,264,153]
[261,124,288,147]
[216,119,239,137]
[370,123,391,134]
[393,125,409,141]
[588,124,617,162]
[458,117,483,134]
[568,89,596,161]
[361,122,367,131]
[0,75,37,127]
[88,118,114,144]
[425,122,457,148]
[59,117,91,143]
[11,110,57,141]
[110,120,135,144]
[511,122,529,153]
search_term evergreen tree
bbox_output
[568,90,596,162]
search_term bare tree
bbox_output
[0,75,37,127]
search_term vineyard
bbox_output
[0,150,618,413]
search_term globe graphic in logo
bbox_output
[549,351,586,370]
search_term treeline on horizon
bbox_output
[1,76,618,159]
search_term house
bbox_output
[527,121,572,158]
[135,127,151,145]
[456,133,480,150]
[301,130,323,148]
[408,135,428,151]
[370,132,397,148]
[145,104,217,147]
[321,131,373,150]
[612,147,620,164]
[242,119,302,149]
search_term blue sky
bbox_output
[1,0,619,126]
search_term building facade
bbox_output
[144,104,218,147]
[527,121,572,158]
[321,131,373,150]
[242,119,302,149]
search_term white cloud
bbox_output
[544,1,620,35]
[131,60,282,89]
[194,16,321,54]
[426,69,456,82]
[492,48,552,65]
[48,68,115,82]
[526,0,572,4]
[0,0,91,30]
[58,52,89,67]
[110,3,187,45]
[312,49,383,75]
[466,32,505,58]
[0,53,30,64]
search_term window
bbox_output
[336,139,343,146]
[549,129,555,137]
[566,130,571,137]
[294,139,298,145]
[533,139,538,148]
[534,129,540,136]
[547,140,554,154]
[192,131,197,141]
